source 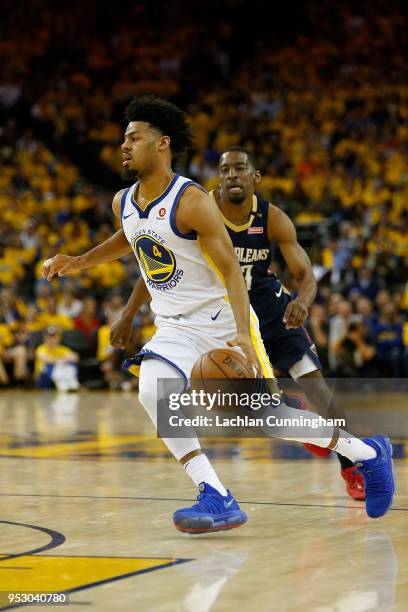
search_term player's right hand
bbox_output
[42,255,82,281]
[228,333,263,378]
[110,315,133,349]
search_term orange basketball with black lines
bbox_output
[190,349,256,410]
[191,348,254,382]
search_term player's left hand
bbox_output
[283,299,308,329]
[42,254,82,281]
[110,314,133,349]
[228,333,262,377]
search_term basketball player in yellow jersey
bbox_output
[45,96,395,527]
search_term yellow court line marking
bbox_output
[0,435,158,458]
[0,554,184,607]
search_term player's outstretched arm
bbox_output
[42,190,133,280]
[177,187,261,374]
[110,276,151,349]
[268,205,317,329]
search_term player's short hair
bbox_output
[125,95,194,157]
[221,146,256,168]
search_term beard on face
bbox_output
[121,167,139,181]
[221,184,247,205]
[227,192,246,205]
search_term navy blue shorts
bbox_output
[262,324,322,374]
[254,292,322,374]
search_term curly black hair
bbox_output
[125,94,194,158]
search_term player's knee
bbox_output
[140,358,185,398]
[138,381,159,429]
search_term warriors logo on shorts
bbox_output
[133,234,176,283]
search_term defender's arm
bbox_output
[268,204,317,329]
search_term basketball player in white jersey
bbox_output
[44,95,395,528]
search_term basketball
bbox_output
[190,348,256,408]
[191,348,255,382]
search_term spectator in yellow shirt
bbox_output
[35,327,79,391]
[35,295,74,331]
[0,323,14,385]
[0,322,30,386]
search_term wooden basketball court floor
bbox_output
[0,390,407,611]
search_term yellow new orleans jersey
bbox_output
[121,175,226,317]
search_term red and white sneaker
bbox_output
[303,442,331,458]
[341,466,366,501]
[283,392,333,458]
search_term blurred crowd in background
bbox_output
[0,0,407,388]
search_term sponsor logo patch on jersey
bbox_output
[247,226,263,234]
[158,208,166,217]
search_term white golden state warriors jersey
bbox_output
[121,174,227,316]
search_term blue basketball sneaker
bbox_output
[355,436,395,518]
[173,483,247,534]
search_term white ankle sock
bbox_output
[263,404,377,464]
[333,432,377,463]
[184,454,228,496]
